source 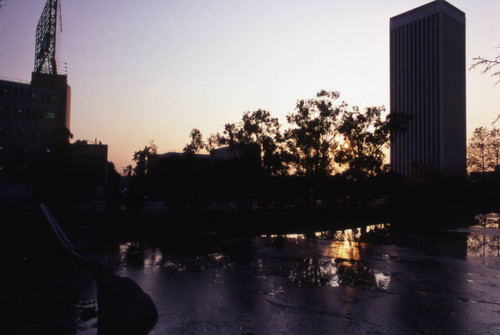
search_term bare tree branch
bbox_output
[470,45,500,85]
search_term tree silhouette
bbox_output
[105,161,122,210]
[132,140,157,177]
[239,110,285,175]
[178,92,403,180]
[335,105,395,180]
[207,109,286,175]
[284,90,342,178]
[122,165,133,178]
[183,128,205,155]
[126,141,158,211]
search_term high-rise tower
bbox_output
[31,0,70,130]
[0,0,70,176]
[390,0,466,176]
[34,0,62,75]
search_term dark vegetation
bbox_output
[115,91,494,235]
[2,90,500,237]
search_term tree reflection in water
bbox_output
[110,224,393,293]
[262,224,392,289]
[287,257,378,288]
[286,233,390,289]
[468,214,500,258]
[117,242,234,272]
[467,233,500,257]
[109,218,500,295]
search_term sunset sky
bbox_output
[0,0,499,170]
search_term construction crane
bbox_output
[34,0,63,75]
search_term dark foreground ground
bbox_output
[84,227,500,335]
[2,200,500,334]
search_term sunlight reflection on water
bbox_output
[261,223,389,242]
[115,224,393,290]
[110,219,500,294]
[111,216,500,292]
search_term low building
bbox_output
[143,144,261,210]
[0,73,71,176]
[72,140,109,198]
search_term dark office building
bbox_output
[390,0,466,176]
[0,0,71,176]
[0,74,70,174]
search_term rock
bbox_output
[96,274,158,334]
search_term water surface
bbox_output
[75,222,500,334]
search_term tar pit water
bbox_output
[69,221,500,334]
[4,219,500,334]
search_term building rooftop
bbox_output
[390,0,465,29]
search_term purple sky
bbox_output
[1,0,499,170]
